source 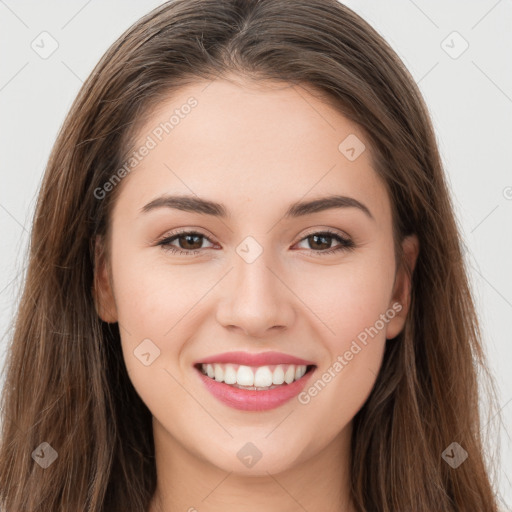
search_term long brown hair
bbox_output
[0,0,503,510]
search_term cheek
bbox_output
[109,249,224,394]
[293,253,395,344]
[292,251,394,414]
[109,252,202,415]
[111,249,208,337]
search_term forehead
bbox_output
[115,77,391,228]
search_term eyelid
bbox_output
[153,226,217,244]
[297,226,351,241]
[155,226,354,257]
[155,226,351,245]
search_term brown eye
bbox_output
[157,231,215,255]
[306,233,334,250]
[156,229,355,257]
[174,233,204,250]
[295,230,355,256]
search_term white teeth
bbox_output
[223,364,237,384]
[214,364,224,382]
[295,365,306,380]
[284,365,296,384]
[272,365,285,385]
[200,363,309,388]
[254,366,273,387]
[237,365,254,386]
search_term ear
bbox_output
[385,234,419,340]
[92,235,118,323]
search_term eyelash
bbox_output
[155,228,355,257]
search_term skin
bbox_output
[94,74,419,512]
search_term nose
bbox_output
[215,248,296,339]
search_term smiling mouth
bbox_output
[194,363,317,391]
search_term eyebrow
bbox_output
[140,194,374,221]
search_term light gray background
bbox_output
[0,0,511,509]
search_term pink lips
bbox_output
[194,350,315,367]
[193,351,317,411]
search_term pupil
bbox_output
[311,234,330,250]
[182,234,201,250]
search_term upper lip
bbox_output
[194,351,316,367]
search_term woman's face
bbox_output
[95,75,418,476]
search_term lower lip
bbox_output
[195,366,316,411]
